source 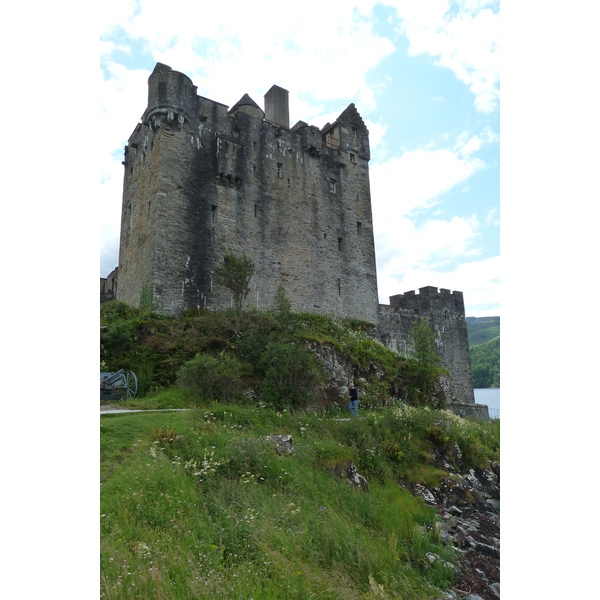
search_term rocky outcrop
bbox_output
[412,445,500,600]
[344,463,369,492]
[263,434,294,455]
[306,342,353,402]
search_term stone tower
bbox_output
[117,63,379,322]
[114,63,476,406]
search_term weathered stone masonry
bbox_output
[110,63,475,405]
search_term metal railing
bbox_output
[489,408,500,420]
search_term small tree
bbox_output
[213,253,255,322]
[139,281,154,313]
[274,285,293,340]
[406,319,448,406]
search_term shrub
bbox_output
[404,320,448,408]
[258,342,324,411]
[177,352,244,402]
[213,253,255,321]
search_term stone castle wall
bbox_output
[117,63,379,323]
[375,287,474,404]
[111,63,475,404]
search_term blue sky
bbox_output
[99,0,500,317]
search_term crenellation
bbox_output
[111,63,475,404]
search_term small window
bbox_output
[338,278,341,295]
[338,237,343,251]
[357,222,362,235]
[277,163,283,178]
[350,153,356,164]
[254,204,257,217]
[211,205,217,225]
[329,179,336,194]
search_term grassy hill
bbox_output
[466,317,500,388]
[101,401,498,599]
[100,301,500,598]
[466,317,500,347]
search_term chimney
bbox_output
[264,85,289,128]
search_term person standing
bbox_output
[348,382,358,416]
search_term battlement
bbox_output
[389,287,465,312]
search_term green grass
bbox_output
[101,392,499,599]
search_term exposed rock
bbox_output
[406,443,500,599]
[306,342,352,402]
[263,434,294,455]
[412,483,438,505]
[345,463,369,492]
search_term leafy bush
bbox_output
[177,352,244,402]
[258,342,324,410]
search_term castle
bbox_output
[103,63,477,407]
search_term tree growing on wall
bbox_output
[213,253,255,322]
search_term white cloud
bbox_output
[374,213,480,275]
[377,255,500,317]
[485,206,500,227]
[101,1,394,112]
[98,2,398,276]
[99,63,152,275]
[370,141,485,220]
[383,0,500,113]
[370,127,498,312]
[364,120,388,156]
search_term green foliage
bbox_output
[177,352,244,402]
[102,403,489,598]
[259,342,324,410]
[466,316,500,346]
[405,320,448,407]
[138,281,154,313]
[470,337,500,388]
[100,301,451,410]
[213,253,255,320]
[273,284,294,340]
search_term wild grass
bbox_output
[101,396,498,599]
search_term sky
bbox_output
[4,4,600,596]
[99,0,500,318]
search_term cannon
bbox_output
[100,369,138,401]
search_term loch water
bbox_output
[474,387,500,418]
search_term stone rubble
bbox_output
[414,444,500,600]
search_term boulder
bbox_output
[264,434,294,455]
[345,463,369,492]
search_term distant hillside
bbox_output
[466,316,500,347]
[470,338,500,388]
[466,317,500,388]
